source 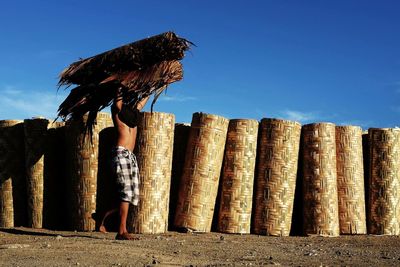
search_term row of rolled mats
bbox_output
[0,111,180,233]
[172,117,400,236]
[0,119,66,229]
[297,125,400,236]
[247,122,396,236]
[255,123,399,236]
[0,113,114,231]
[3,114,396,235]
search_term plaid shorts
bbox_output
[112,146,140,206]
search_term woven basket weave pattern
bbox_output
[218,119,258,234]
[66,113,112,231]
[0,120,26,228]
[254,119,301,236]
[336,126,367,234]
[24,118,49,228]
[368,128,400,235]
[131,112,175,234]
[175,113,229,232]
[302,123,339,236]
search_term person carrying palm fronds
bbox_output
[57,31,192,240]
[57,31,193,137]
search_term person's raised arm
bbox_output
[136,95,150,111]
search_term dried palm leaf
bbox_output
[56,31,192,138]
[58,60,183,137]
[58,31,192,86]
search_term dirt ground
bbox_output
[1,227,400,266]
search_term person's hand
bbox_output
[114,97,123,111]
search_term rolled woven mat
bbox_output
[0,179,13,228]
[335,126,366,234]
[253,118,301,236]
[174,113,229,232]
[302,123,339,236]
[169,123,191,231]
[0,120,26,228]
[368,128,400,235]
[65,112,111,231]
[218,119,258,234]
[43,121,67,230]
[129,112,175,234]
[24,118,49,228]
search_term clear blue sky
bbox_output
[0,0,399,128]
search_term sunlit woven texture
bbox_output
[302,123,339,236]
[169,123,191,230]
[335,126,366,234]
[253,119,301,236]
[0,120,26,228]
[175,113,229,232]
[218,119,258,234]
[65,112,112,231]
[368,128,400,235]
[24,118,49,228]
[130,112,175,234]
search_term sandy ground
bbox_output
[1,227,400,267]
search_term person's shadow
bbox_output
[94,127,119,232]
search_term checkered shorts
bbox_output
[112,146,140,206]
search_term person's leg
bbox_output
[98,208,118,233]
[116,201,138,240]
[118,201,129,235]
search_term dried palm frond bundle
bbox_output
[24,118,49,229]
[174,113,229,232]
[253,119,301,236]
[368,128,400,235]
[218,119,258,234]
[129,112,175,234]
[65,112,112,231]
[335,126,366,234]
[57,31,192,136]
[302,123,339,237]
[0,120,26,228]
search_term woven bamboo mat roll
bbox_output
[0,179,13,228]
[302,123,339,237]
[335,126,366,234]
[24,118,49,228]
[128,112,175,234]
[218,119,258,234]
[0,120,26,228]
[43,121,67,230]
[174,113,229,232]
[368,128,400,235]
[253,118,301,236]
[169,123,191,230]
[96,112,114,129]
[65,112,110,231]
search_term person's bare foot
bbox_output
[115,232,140,240]
[99,225,107,233]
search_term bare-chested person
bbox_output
[98,95,149,240]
